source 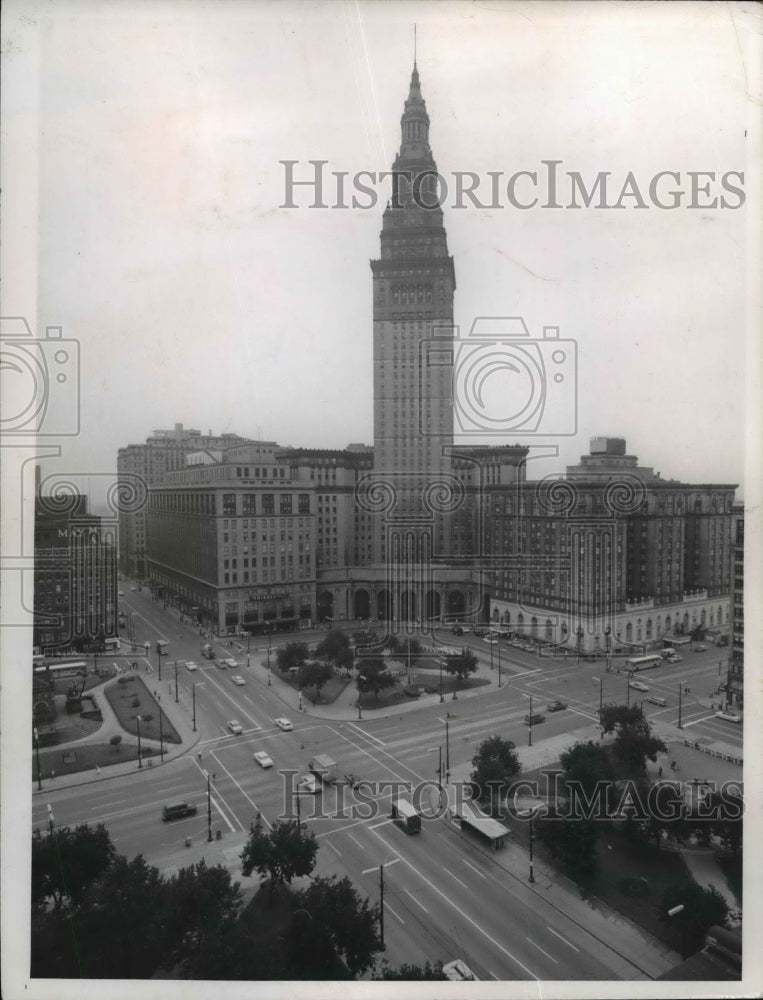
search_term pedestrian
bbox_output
[197,751,202,761]
[658,766,663,779]
[212,773,216,784]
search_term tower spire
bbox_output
[414,23,417,68]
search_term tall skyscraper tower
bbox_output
[369,62,457,582]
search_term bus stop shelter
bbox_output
[454,803,510,851]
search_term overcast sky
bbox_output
[5,0,761,504]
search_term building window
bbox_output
[280,495,293,515]
[262,494,275,515]
[223,493,236,516]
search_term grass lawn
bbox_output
[37,740,159,779]
[358,674,490,711]
[104,674,181,743]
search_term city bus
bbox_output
[625,654,664,672]
[104,637,120,653]
[391,798,422,834]
[33,661,87,679]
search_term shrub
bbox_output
[109,734,122,749]
[131,696,140,709]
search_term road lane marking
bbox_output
[347,832,365,851]
[362,857,399,875]
[489,970,500,980]
[210,793,237,833]
[369,819,392,830]
[443,869,468,889]
[385,901,405,925]
[371,828,539,980]
[345,721,386,747]
[681,715,716,728]
[526,938,558,964]
[326,839,342,857]
[462,857,487,880]
[194,757,266,830]
[546,926,580,952]
[404,888,429,913]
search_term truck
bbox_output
[308,754,338,784]
[201,644,215,660]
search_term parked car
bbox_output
[253,750,274,768]
[646,696,667,707]
[482,636,498,644]
[223,657,238,668]
[162,802,198,822]
[443,960,478,982]
[227,720,244,735]
[629,680,649,692]
[695,644,709,652]
[275,717,294,731]
[546,700,568,712]
[473,628,487,637]
[667,655,683,663]
[185,661,199,672]
[117,590,125,597]
[231,674,246,686]
[715,711,742,723]
[524,713,546,725]
[297,774,321,794]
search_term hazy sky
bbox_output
[6,0,760,501]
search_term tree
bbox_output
[660,879,730,956]
[239,815,318,902]
[289,875,381,978]
[162,859,243,971]
[374,959,446,980]
[357,657,396,700]
[32,823,117,914]
[444,649,478,685]
[74,854,168,978]
[314,629,349,666]
[302,660,332,700]
[336,645,355,676]
[599,704,667,779]
[470,735,520,811]
[276,642,309,674]
[109,733,122,749]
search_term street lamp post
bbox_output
[497,640,502,688]
[592,676,603,736]
[159,709,164,762]
[157,647,163,682]
[678,682,683,729]
[427,746,443,789]
[528,694,534,747]
[136,715,143,768]
[490,641,494,671]
[668,903,687,957]
[626,678,631,707]
[192,682,197,732]
[34,726,42,790]
[529,811,536,883]
[445,718,451,783]
[439,658,444,703]
[47,804,54,835]
[358,675,366,719]
[206,770,213,842]
[174,659,179,703]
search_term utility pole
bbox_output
[136,715,143,768]
[445,718,450,783]
[528,694,533,747]
[678,682,683,729]
[34,727,42,790]
[379,863,385,949]
[174,660,179,703]
[529,811,536,883]
[497,641,502,688]
[439,658,444,702]
[207,771,213,842]
[192,682,197,732]
[159,709,164,762]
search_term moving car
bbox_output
[443,960,478,982]
[227,720,244,735]
[223,657,238,668]
[297,774,321,794]
[117,590,125,596]
[162,802,197,822]
[667,655,683,663]
[275,717,293,731]
[524,712,546,725]
[253,750,274,768]
[185,661,199,672]
[130,586,137,591]
[482,636,498,644]
[695,644,709,652]
[629,680,649,692]
[547,700,568,712]
[715,711,742,723]
[646,695,667,707]
[231,674,246,686]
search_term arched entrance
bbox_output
[447,590,465,617]
[377,589,392,620]
[354,589,370,620]
[425,589,441,621]
[400,590,416,622]
[317,591,334,621]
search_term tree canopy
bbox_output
[32,822,117,914]
[275,642,309,674]
[314,629,350,665]
[470,735,520,809]
[301,660,332,699]
[239,815,318,901]
[444,649,478,683]
[357,657,396,700]
[660,879,730,956]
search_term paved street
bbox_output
[32,585,741,979]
